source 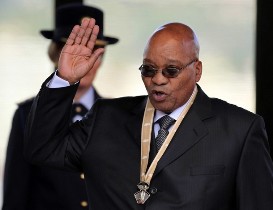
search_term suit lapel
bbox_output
[154,85,214,177]
[124,96,148,146]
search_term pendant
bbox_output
[134,182,150,204]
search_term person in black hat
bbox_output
[41,3,118,45]
[2,3,118,210]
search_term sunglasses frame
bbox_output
[139,59,198,78]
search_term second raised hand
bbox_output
[58,18,105,84]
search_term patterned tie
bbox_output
[155,115,176,151]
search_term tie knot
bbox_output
[157,115,176,130]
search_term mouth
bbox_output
[151,90,168,102]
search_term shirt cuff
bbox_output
[47,70,72,88]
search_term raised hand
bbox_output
[58,18,105,84]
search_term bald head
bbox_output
[144,22,200,60]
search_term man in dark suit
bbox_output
[2,4,118,210]
[24,18,273,210]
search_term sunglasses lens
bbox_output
[140,65,156,77]
[163,68,180,78]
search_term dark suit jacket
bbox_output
[2,89,101,210]
[24,76,273,210]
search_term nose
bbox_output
[151,70,168,85]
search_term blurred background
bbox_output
[0,0,261,205]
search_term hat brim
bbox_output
[40,30,119,45]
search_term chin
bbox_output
[152,103,172,114]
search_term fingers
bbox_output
[80,18,96,46]
[66,25,80,45]
[66,18,99,51]
[87,25,100,50]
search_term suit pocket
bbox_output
[190,165,225,176]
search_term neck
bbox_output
[74,86,90,102]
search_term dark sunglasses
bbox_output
[139,59,198,78]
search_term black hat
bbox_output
[40,3,118,45]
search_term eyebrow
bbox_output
[143,58,183,66]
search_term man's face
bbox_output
[141,34,202,113]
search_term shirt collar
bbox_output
[154,104,186,123]
[74,86,95,110]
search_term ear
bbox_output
[195,60,202,82]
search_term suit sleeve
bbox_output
[2,107,31,210]
[236,116,273,209]
[24,75,84,171]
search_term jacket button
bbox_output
[150,187,157,194]
[80,173,85,179]
[80,201,88,207]
[75,106,82,113]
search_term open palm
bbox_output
[58,18,104,84]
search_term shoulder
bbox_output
[197,85,262,126]
[211,97,258,119]
[196,85,260,122]
[209,97,266,133]
[16,97,35,113]
[10,97,36,126]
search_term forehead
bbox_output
[144,37,191,64]
[143,26,198,62]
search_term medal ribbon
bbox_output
[140,85,198,185]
